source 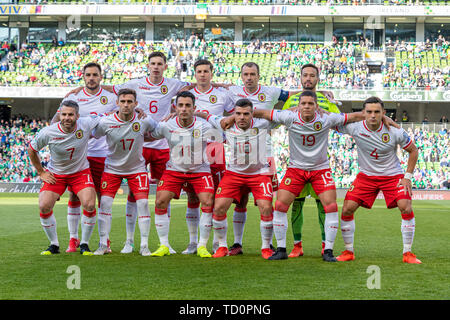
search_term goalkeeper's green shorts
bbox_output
[296,183,319,200]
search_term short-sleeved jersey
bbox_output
[207,115,272,175]
[151,116,215,174]
[336,121,413,176]
[113,77,189,150]
[60,88,118,158]
[93,112,158,175]
[30,116,100,175]
[190,86,235,116]
[228,85,287,157]
[271,109,348,171]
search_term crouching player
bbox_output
[197,98,275,259]
[28,100,98,256]
[335,97,421,264]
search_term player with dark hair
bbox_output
[52,62,118,254]
[335,96,421,264]
[28,100,99,256]
[92,89,158,256]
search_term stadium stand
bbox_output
[3,38,448,89]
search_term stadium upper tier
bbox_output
[1,41,448,89]
[9,0,450,5]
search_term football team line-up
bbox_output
[27,51,421,264]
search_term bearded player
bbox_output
[282,63,341,258]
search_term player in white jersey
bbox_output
[225,62,301,255]
[108,52,190,254]
[178,59,236,255]
[195,98,276,259]
[28,101,99,256]
[250,91,374,261]
[52,63,118,253]
[92,89,159,256]
[334,97,421,264]
[147,91,217,258]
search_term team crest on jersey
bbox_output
[160,85,168,95]
[258,93,266,102]
[382,133,390,143]
[216,187,222,195]
[313,121,323,131]
[101,181,108,189]
[209,95,217,104]
[75,129,83,139]
[192,129,201,139]
[132,122,140,132]
[100,96,108,105]
[284,178,292,186]
[251,128,259,136]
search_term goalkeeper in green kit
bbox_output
[281,63,341,257]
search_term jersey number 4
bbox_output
[370,148,379,160]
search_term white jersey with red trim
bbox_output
[207,115,272,175]
[93,112,158,175]
[113,77,189,150]
[189,86,235,116]
[30,116,100,175]
[336,121,413,176]
[61,88,118,158]
[228,85,282,157]
[271,109,348,171]
[150,116,215,174]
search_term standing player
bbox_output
[180,59,236,255]
[52,62,118,253]
[196,98,275,259]
[92,89,158,256]
[147,91,217,258]
[105,52,191,254]
[282,63,342,258]
[225,62,301,255]
[334,97,421,264]
[251,91,369,261]
[28,101,98,255]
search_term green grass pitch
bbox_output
[0,193,448,300]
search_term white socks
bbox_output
[40,212,59,246]
[67,201,81,239]
[98,196,114,246]
[213,215,227,248]
[80,209,96,245]
[233,209,247,245]
[136,199,151,248]
[272,210,288,248]
[401,216,415,254]
[340,215,355,252]
[186,205,200,244]
[198,209,213,248]
[125,199,138,242]
[260,219,273,250]
[154,208,170,247]
[324,211,339,250]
